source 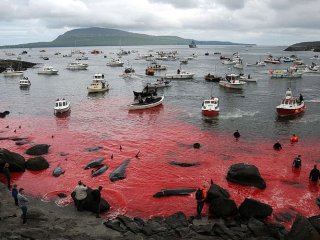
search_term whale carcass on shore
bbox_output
[153,188,197,197]
[84,157,105,170]
[109,159,130,182]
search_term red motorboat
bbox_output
[202,97,219,117]
[276,89,305,117]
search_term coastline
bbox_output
[1,182,320,240]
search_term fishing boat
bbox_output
[276,89,305,117]
[204,73,222,82]
[87,73,109,93]
[2,67,24,77]
[121,67,135,78]
[54,98,71,114]
[239,74,257,83]
[164,69,194,79]
[219,74,246,89]
[144,78,171,89]
[128,96,164,111]
[66,61,88,70]
[38,66,58,75]
[145,67,155,76]
[188,40,197,48]
[106,59,124,67]
[269,69,302,78]
[19,77,31,87]
[149,61,167,70]
[202,97,219,117]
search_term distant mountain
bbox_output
[284,41,320,52]
[0,27,254,48]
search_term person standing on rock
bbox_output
[12,184,19,206]
[74,181,88,211]
[17,188,28,224]
[2,162,11,189]
[195,184,207,218]
[91,186,103,218]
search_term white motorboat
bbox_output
[19,77,31,87]
[276,89,305,117]
[202,98,219,117]
[219,74,246,89]
[106,59,124,67]
[2,67,24,77]
[38,66,59,75]
[120,67,135,78]
[239,74,257,83]
[304,64,320,74]
[149,61,167,70]
[164,69,194,79]
[87,73,109,93]
[128,96,164,111]
[54,98,70,114]
[66,61,88,70]
[145,78,171,89]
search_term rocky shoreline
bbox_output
[0,59,37,73]
[1,181,320,240]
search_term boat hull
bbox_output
[87,87,109,93]
[276,105,305,117]
[219,81,245,89]
[202,109,219,117]
[38,71,58,75]
[164,73,194,79]
[54,106,70,114]
[4,71,24,77]
[128,96,164,110]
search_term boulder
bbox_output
[239,198,273,219]
[209,197,238,218]
[0,148,26,172]
[0,111,10,118]
[226,163,266,189]
[206,181,230,203]
[165,211,189,229]
[26,157,50,171]
[71,187,110,213]
[25,144,50,155]
[308,215,320,234]
[287,214,320,240]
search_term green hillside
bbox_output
[0,27,253,48]
[284,41,320,51]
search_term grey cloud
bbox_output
[216,0,246,10]
[148,0,199,9]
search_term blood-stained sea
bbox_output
[1,45,320,226]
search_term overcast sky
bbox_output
[1,0,319,46]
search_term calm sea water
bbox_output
[1,45,320,222]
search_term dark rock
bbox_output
[26,144,50,155]
[226,163,266,189]
[26,156,50,171]
[104,219,127,232]
[209,197,238,218]
[0,59,36,73]
[193,143,201,149]
[117,215,142,233]
[247,218,273,238]
[165,211,189,229]
[169,161,200,167]
[287,214,320,240]
[143,219,167,235]
[239,198,273,219]
[0,148,26,172]
[71,187,110,214]
[212,223,240,240]
[308,215,320,234]
[206,181,230,203]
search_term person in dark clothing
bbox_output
[309,165,320,182]
[233,130,240,140]
[273,141,282,151]
[195,185,206,218]
[299,94,304,103]
[2,163,11,189]
[91,186,103,218]
[292,155,302,168]
[11,184,18,206]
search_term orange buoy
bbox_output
[290,134,299,143]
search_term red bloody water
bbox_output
[1,98,319,225]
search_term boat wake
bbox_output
[220,109,259,119]
[305,99,320,103]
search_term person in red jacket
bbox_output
[195,184,207,218]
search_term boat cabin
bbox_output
[202,99,219,107]
[93,73,104,80]
[55,98,68,107]
[226,74,240,82]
